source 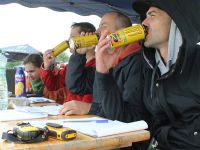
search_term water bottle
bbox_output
[0,50,8,110]
[15,67,26,97]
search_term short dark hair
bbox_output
[23,53,43,68]
[71,22,96,33]
[108,11,132,28]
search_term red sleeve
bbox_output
[40,64,67,91]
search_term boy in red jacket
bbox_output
[40,22,96,108]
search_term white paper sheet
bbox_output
[14,105,62,115]
[63,119,148,137]
[28,117,148,137]
[0,110,48,121]
[28,97,55,103]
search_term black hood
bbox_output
[132,0,200,71]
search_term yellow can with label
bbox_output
[69,34,99,50]
[68,24,145,50]
[52,41,69,57]
[110,24,145,48]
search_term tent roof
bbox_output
[1,44,39,61]
[0,0,140,22]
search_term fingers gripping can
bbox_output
[69,24,145,50]
[52,41,69,57]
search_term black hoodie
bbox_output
[133,0,200,150]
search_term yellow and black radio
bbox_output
[2,122,47,143]
[2,122,77,143]
[45,123,77,141]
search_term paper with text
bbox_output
[28,117,148,137]
[0,110,47,121]
[28,97,55,103]
[14,105,62,115]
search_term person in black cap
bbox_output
[132,0,200,149]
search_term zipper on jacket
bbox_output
[143,51,154,69]
[150,61,160,99]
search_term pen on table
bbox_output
[63,120,108,123]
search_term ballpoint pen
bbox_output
[63,120,108,123]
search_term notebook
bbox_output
[28,117,148,137]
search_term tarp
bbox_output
[0,0,140,22]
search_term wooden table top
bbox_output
[0,115,150,150]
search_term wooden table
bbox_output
[0,115,150,150]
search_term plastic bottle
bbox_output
[0,50,8,110]
[15,67,26,97]
[69,24,146,50]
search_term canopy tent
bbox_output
[1,44,39,93]
[0,0,140,22]
[0,0,141,60]
[0,44,39,61]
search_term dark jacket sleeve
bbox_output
[91,55,148,123]
[66,53,95,95]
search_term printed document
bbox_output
[0,110,47,121]
[28,117,148,137]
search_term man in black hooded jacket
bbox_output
[132,0,200,149]
[64,1,200,149]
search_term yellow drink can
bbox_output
[52,41,69,57]
[110,24,145,48]
[69,34,98,51]
[68,24,145,50]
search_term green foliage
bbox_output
[56,52,70,63]
[6,61,23,69]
